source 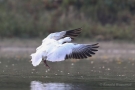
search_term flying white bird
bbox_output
[30,28,99,68]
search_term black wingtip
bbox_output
[64,27,82,39]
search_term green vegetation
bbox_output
[0,0,135,41]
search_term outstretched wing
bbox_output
[46,43,99,62]
[44,28,82,41]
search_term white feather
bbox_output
[46,43,75,61]
[30,37,72,66]
[30,28,98,67]
[42,31,66,42]
[30,51,43,66]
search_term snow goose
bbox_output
[30,28,99,68]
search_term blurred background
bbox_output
[0,0,135,90]
[0,0,135,40]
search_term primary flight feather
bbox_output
[30,28,99,68]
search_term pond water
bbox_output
[0,57,135,90]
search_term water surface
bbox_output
[0,57,135,90]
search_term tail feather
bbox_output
[30,51,43,66]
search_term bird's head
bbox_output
[64,37,72,42]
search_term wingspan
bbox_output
[46,43,99,62]
[43,28,82,42]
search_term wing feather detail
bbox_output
[65,43,99,59]
[46,43,99,62]
[63,28,82,39]
[45,28,82,41]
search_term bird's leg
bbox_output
[42,56,50,68]
[44,60,50,68]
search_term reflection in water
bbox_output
[31,81,72,90]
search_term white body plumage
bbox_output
[30,28,99,67]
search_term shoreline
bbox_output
[0,39,135,59]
